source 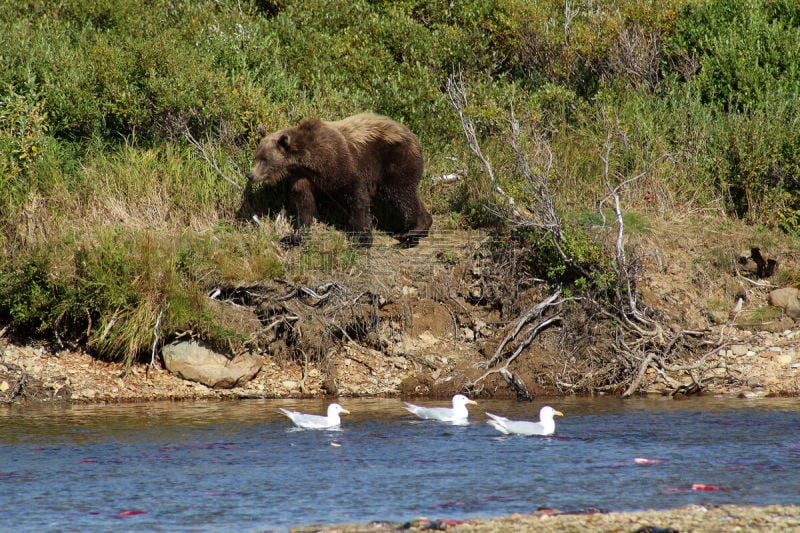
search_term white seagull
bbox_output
[278,403,350,429]
[404,394,478,423]
[486,405,564,436]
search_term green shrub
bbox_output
[509,221,614,295]
[0,91,48,213]
[668,0,800,112]
[0,225,283,365]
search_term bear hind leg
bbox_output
[345,188,373,248]
[394,195,432,248]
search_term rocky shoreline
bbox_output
[2,318,798,404]
[291,504,800,532]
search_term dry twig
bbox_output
[184,128,243,191]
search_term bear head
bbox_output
[247,119,324,185]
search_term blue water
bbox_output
[1,396,799,532]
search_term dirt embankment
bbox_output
[1,215,800,404]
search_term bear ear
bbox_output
[257,125,266,137]
[277,133,291,151]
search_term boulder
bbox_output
[768,287,800,319]
[162,341,263,389]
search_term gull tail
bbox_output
[486,413,511,435]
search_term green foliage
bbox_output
[669,0,800,112]
[697,102,800,226]
[662,0,800,226]
[0,226,283,365]
[0,250,62,334]
[510,223,614,295]
[494,0,691,95]
[0,91,48,213]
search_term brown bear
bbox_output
[246,113,432,247]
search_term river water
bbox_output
[2,396,799,532]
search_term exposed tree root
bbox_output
[446,76,731,397]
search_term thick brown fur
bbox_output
[247,113,432,247]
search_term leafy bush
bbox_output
[509,222,614,296]
[668,0,800,112]
[664,0,800,227]
[0,91,48,214]
[0,225,283,365]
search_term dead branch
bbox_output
[621,343,725,397]
[150,307,164,368]
[466,318,561,396]
[184,128,243,191]
[500,367,531,400]
[409,81,722,397]
[476,289,563,368]
[466,307,562,396]
[507,97,563,241]
[446,70,519,214]
[597,129,674,328]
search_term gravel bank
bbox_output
[292,504,800,532]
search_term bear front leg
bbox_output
[284,177,318,247]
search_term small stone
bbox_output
[0,381,8,392]
[731,344,749,356]
[401,286,418,298]
[281,380,298,390]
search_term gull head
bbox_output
[328,403,350,417]
[452,394,478,408]
[540,405,564,421]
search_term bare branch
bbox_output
[507,97,564,242]
[446,70,519,214]
[184,128,243,191]
[150,307,164,368]
[477,289,563,368]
